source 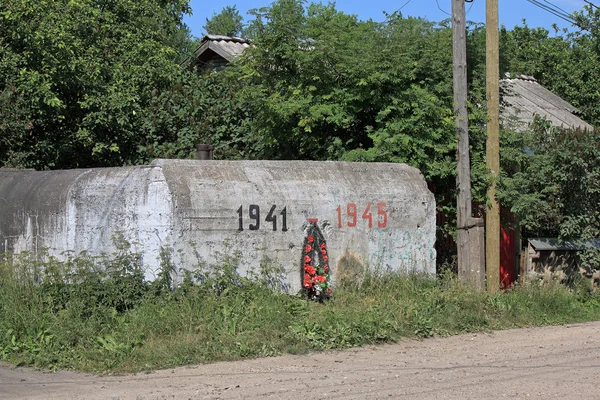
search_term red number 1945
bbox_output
[336,202,387,229]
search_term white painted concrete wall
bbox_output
[0,160,436,291]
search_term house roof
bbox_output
[501,75,593,132]
[193,35,251,64]
[529,238,600,251]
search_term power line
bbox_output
[399,0,413,11]
[435,0,451,16]
[527,0,575,22]
[538,0,570,15]
[466,1,475,15]
[525,0,577,25]
[584,0,598,9]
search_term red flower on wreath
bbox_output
[307,236,314,243]
[320,243,326,250]
[304,265,316,275]
[314,275,326,283]
[324,264,329,272]
[303,274,312,288]
[305,244,313,253]
[323,255,328,262]
[304,255,312,263]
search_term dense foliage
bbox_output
[499,121,600,268]
[3,0,599,169]
[0,0,194,168]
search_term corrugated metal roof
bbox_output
[194,35,251,63]
[501,76,594,132]
[529,238,600,251]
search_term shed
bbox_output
[525,238,600,279]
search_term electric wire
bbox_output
[525,0,577,25]
[538,0,570,15]
[529,0,576,23]
[527,0,574,23]
[466,0,475,15]
[435,0,451,16]
[399,0,413,11]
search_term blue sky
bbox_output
[183,0,590,38]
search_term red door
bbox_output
[500,208,517,288]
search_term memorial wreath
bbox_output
[301,223,331,301]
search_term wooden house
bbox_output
[192,35,251,72]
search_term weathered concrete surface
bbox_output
[0,160,435,289]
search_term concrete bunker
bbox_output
[0,160,436,291]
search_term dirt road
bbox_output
[2,321,600,399]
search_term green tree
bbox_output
[236,2,468,188]
[0,0,192,169]
[203,5,244,37]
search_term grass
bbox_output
[2,245,600,374]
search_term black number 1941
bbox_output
[237,205,288,232]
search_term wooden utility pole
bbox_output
[453,0,485,288]
[486,0,501,293]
